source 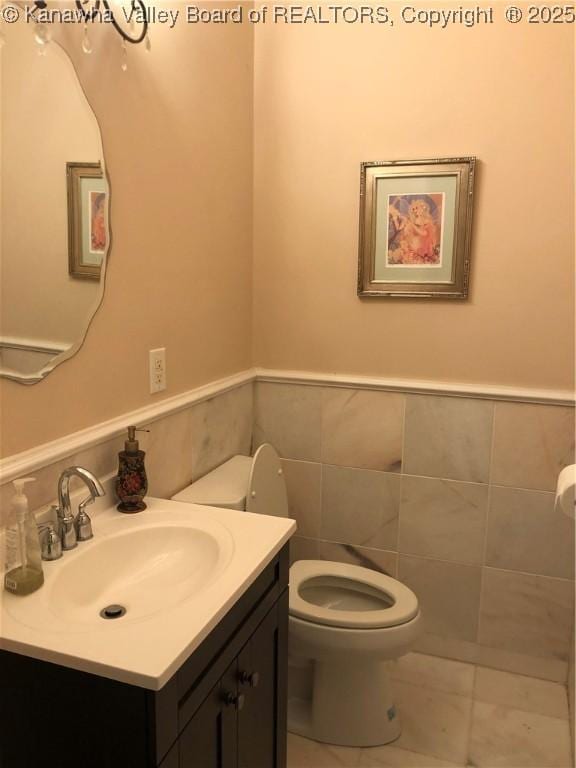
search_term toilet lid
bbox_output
[289,560,419,629]
[246,443,289,517]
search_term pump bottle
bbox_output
[116,426,149,512]
[4,477,44,596]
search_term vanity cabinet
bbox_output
[177,594,287,768]
[0,545,289,768]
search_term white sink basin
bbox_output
[1,495,295,689]
[5,513,235,632]
[49,524,230,626]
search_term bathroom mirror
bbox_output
[0,21,110,383]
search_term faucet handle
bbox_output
[37,522,63,561]
[75,496,94,542]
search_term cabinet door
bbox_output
[237,596,288,768]
[179,662,238,768]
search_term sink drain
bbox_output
[100,604,127,620]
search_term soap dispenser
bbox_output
[4,477,44,596]
[116,426,149,513]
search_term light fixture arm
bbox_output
[28,0,149,46]
[76,0,149,45]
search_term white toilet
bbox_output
[172,443,422,747]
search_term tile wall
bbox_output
[253,382,576,683]
[2,377,573,687]
[0,383,253,524]
[570,629,575,759]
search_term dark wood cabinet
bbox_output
[0,545,289,768]
[160,744,180,768]
[179,661,238,768]
[178,599,287,768]
[238,595,287,768]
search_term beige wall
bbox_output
[1,22,101,347]
[1,3,574,460]
[0,6,254,457]
[253,6,575,389]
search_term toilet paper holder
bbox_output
[555,464,575,519]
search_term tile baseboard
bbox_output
[415,632,568,683]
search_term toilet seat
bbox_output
[289,560,418,630]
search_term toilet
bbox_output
[172,443,422,747]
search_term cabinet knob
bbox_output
[223,691,245,711]
[239,670,260,688]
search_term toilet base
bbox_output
[288,658,402,747]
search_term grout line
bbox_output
[466,660,480,763]
[396,473,403,559]
[310,463,556,497]
[286,535,572,583]
[480,565,575,585]
[318,385,325,467]
[397,550,483,569]
[318,387,326,545]
[400,471,557,495]
[282,458,323,469]
[487,401,498,488]
[397,395,408,559]
[477,403,498,647]
[400,393,408,475]
[318,462,324,545]
[321,462,402,477]
[485,483,557,495]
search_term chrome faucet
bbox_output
[56,467,105,550]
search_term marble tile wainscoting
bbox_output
[0,382,253,527]
[253,381,576,684]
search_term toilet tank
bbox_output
[171,455,252,510]
[171,443,289,518]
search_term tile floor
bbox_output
[287,653,573,768]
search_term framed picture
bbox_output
[357,157,476,299]
[67,161,108,280]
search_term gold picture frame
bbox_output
[67,161,107,280]
[357,157,476,299]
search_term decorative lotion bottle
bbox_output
[4,477,44,596]
[116,426,149,512]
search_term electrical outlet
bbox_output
[149,348,166,394]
